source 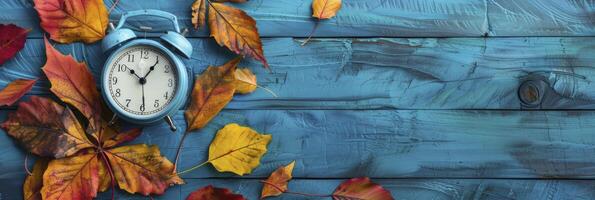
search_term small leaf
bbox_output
[261,161,295,199]
[208,123,272,176]
[233,68,257,94]
[41,154,101,200]
[312,0,342,20]
[101,127,142,148]
[191,0,207,29]
[1,96,94,158]
[0,24,29,65]
[24,158,49,200]
[105,144,184,195]
[0,79,37,106]
[332,177,393,200]
[185,58,239,131]
[208,3,269,68]
[42,38,103,133]
[186,185,246,200]
[33,0,109,43]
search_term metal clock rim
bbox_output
[101,39,190,125]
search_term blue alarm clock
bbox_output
[101,10,192,131]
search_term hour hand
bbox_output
[125,66,142,79]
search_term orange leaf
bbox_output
[185,58,239,131]
[0,79,36,106]
[186,185,246,200]
[233,68,257,94]
[104,144,184,195]
[33,0,108,43]
[312,0,342,20]
[1,96,94,158]
[24,158,49,200]
[261,161,295,199]
[101,127,143,148]
[41,154,101,200]
[191,0,207,29]
[0,24,29,65]
[42,38,103,133]
[208,3,269,68]
[332,177,393,200]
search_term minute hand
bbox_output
[143,57,159,79]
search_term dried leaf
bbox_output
[42,154,101,200]
[1,97,94,158]
[233,68,257,94]
[33,0,108,43]
[332,177,393,200]
[0,24,29,65]
[101,128,143,148]
[42,38,103,133]
[208,123,271,176]
[0,79,36,106]
[185,58,239,131]
[191,0,207,29]
[186,185,246,200]
[105,144,184,195]
[208,3,269,68]
[261,161,295,199]
[312,0,342,19]
[24,159,49,200]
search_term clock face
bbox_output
[106,45,178,116]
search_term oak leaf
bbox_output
[33,0,109,43]
[191,0,207,29]
[185,58,239,131]
[233,68,257,94]
[0,79,37,106]
[186,185,246,200]
[0,24,29,65]
[312,0,342,19]
[261,161,295,199]
[208,2,269,68]
[332,177,393,200]
[208,123,271,175]
[24,159,49,200]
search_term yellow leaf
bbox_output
[233,68,257,94]
[312,0,342,20]
[41,154,101,200]
[191,0,207,29]
[208,123,272,176]
[24,159,49,200]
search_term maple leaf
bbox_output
[191,0,207,29]
[312,0,342,19]
[185,57,239,132]
[24,159,48,200]
[0,24,29,65]
[186,185,246,200]
[0,79,37,106]
[33,0,109,43]
[233,68,257,94]
[260,161,295,199]
[332,177,393,200]
[208,2,269,68]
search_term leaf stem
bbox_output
[260,180,332,198]
[256,85,278,97]
[99,152,116,200]
[24,153,32,176]
[301,22,320,46]
[172,132,189,173]
[177,160,210,175]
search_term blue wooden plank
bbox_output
[3,37,595,109]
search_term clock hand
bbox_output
[141,83,146,113]
[143,56,159,79]
[124,66,142,79]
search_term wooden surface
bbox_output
[1,0,595,199]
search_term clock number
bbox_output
[127,54,135,62]
[154,100,160,108]
[125,99,131,107]
[115,89,121,97]
[168,78,173,87]
[140,104,145,112]
[164,65,170,73]
[112,77,118,85]
[117,64,127,72]
[164,92,169,100]
[141,50,149,59]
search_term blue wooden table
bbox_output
[2,0,595,199]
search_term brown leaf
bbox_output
[185,58,239,131]
[1,96,94,158]
[0,24,29,65]
[186,185,246,200]
[191,0,207,29]
[208,3,269,68]
[233,68,257,94]
[312,0,342,19]
[332,177,393,200]
[42,154,101,200]
[34,0,109,43]
[0,79,36,106]
[261,161,295,199]
[24,158,49,200]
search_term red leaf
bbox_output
[333,177,393,200]
[186,185,246,200]
[0,24,29,65]
[0,79,36,106]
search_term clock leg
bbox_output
[108,114,118,126]
[165,115,177,132]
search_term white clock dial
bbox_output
[106,45,178,115]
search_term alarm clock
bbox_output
[101,10,193,131]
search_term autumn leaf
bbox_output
[42,37,103,133]
[42,154,101,200]
[208,2,269,68]
[332,177,393,200]
[0,24,29,65]
[233,68,257,94]
[24,159,48,200]
[1,96,94,158]
[191,0,207,29]
[185,58,239,132]
[213,0,248,2]
[208,123,271,175]
[261,161,295,199]
[0,79,37,106]
[186,185,246,200]
[312,0,342,19]
[33,0,109,43]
